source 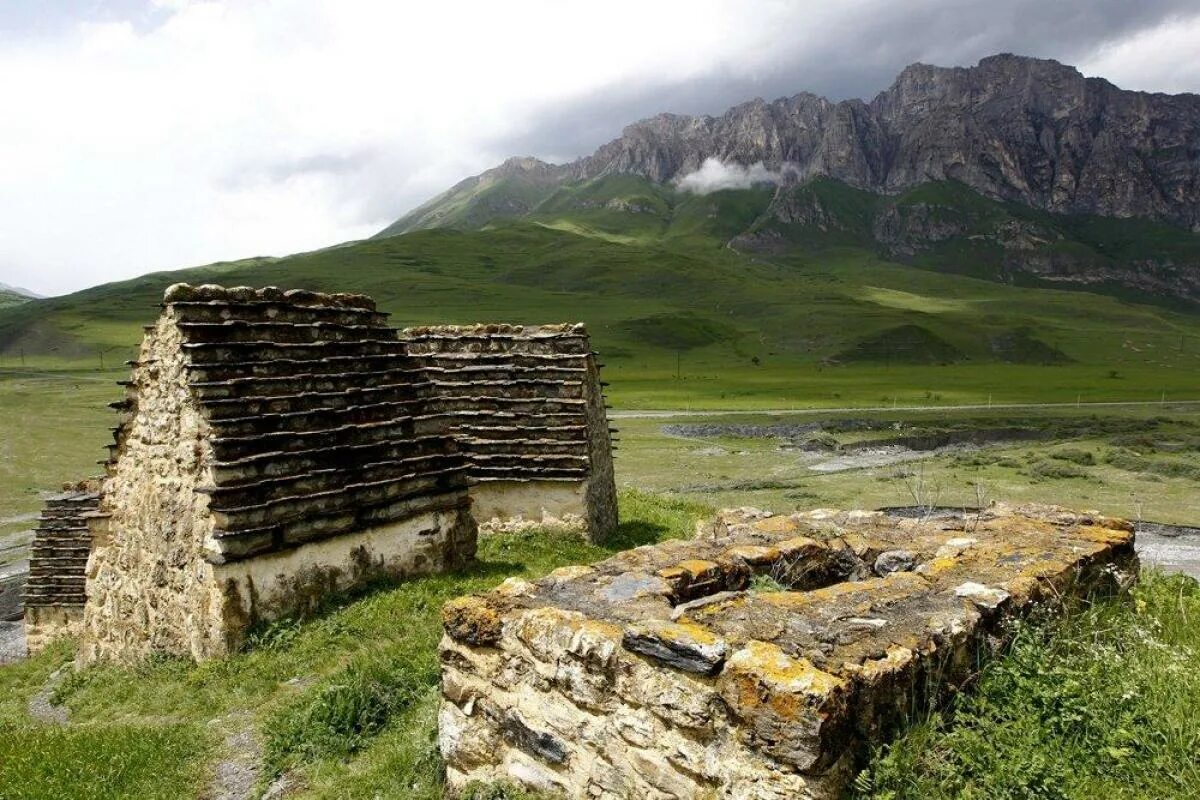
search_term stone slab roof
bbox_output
[23,483,101,609]
[401,324,607,485]
[107,284,472,563]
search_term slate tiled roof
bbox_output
[107,284,472,563]
[23,486,100,609]
[401,324,609,484]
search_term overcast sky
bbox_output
[2,1,1200,296]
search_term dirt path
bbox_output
[28,666,69,725]
[0,620,26,663]
[207,717,263,800]
[611,399,1200,419]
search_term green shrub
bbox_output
[1146,460,1200,481]
[750,574,788,592]
[263,649,433,776]
[1027,460,1087,480]
[1103,447,1147,471]
[1050,448,1095,466]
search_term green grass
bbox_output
[0,374,119,544]
[0,721,207,800]
[0,645,207,800]
[853,570,1200,800]
[615,407,1200,524]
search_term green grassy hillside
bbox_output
[2,178,1199,409]
[0,289,30,310]
[380,170,1200,309]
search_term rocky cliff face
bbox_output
[569,54,1200,231]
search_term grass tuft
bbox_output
[853,570,1200,800]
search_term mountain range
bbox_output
[379,54,1200,304]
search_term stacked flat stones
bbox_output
[402,324,603,484]
[116,284,474,563]
[438,504,1138,800]
[23,485,100,611]
[402,324,617,539]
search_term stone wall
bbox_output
[402,324,617,541]
[438,504,1137,799]
[23,484,100,653]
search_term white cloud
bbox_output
[0,0,796,295]
[676,158,791,194]
[1078,15,1200,94]
[0,1,1196,295]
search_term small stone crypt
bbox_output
[22,283,616,663]
[21,481,100,654]
[437,504,1137,799]
[402,324,616,537]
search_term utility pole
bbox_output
[98,345,120,371]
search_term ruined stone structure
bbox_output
[438,504,1136,799]
[50,283,616,663]
[22,483,101,653]
[402,324,616,539]
[80,284,477,663]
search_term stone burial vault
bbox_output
[21,480,101,654]
[437,504,1137,800]
[41,283,616,663]
[401,324,617,537]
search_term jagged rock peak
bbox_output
[380,53,1200,236]
[494,156,559,175]
[569,53,1200,229]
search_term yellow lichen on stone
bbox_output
[917,556,961,577]
[775,536,827,558]
[723,545,782,566]
[721,640,845,719]
[547,565,596,582]
[763,572,926,611]
[494,577,536,597]
[511,606,587,661]
[676,559,721,579]
[1072,525,1134,546]
[858,644,916,681]
[655,620,725,647]
[753,516,801,534]
[442,596,505,645]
